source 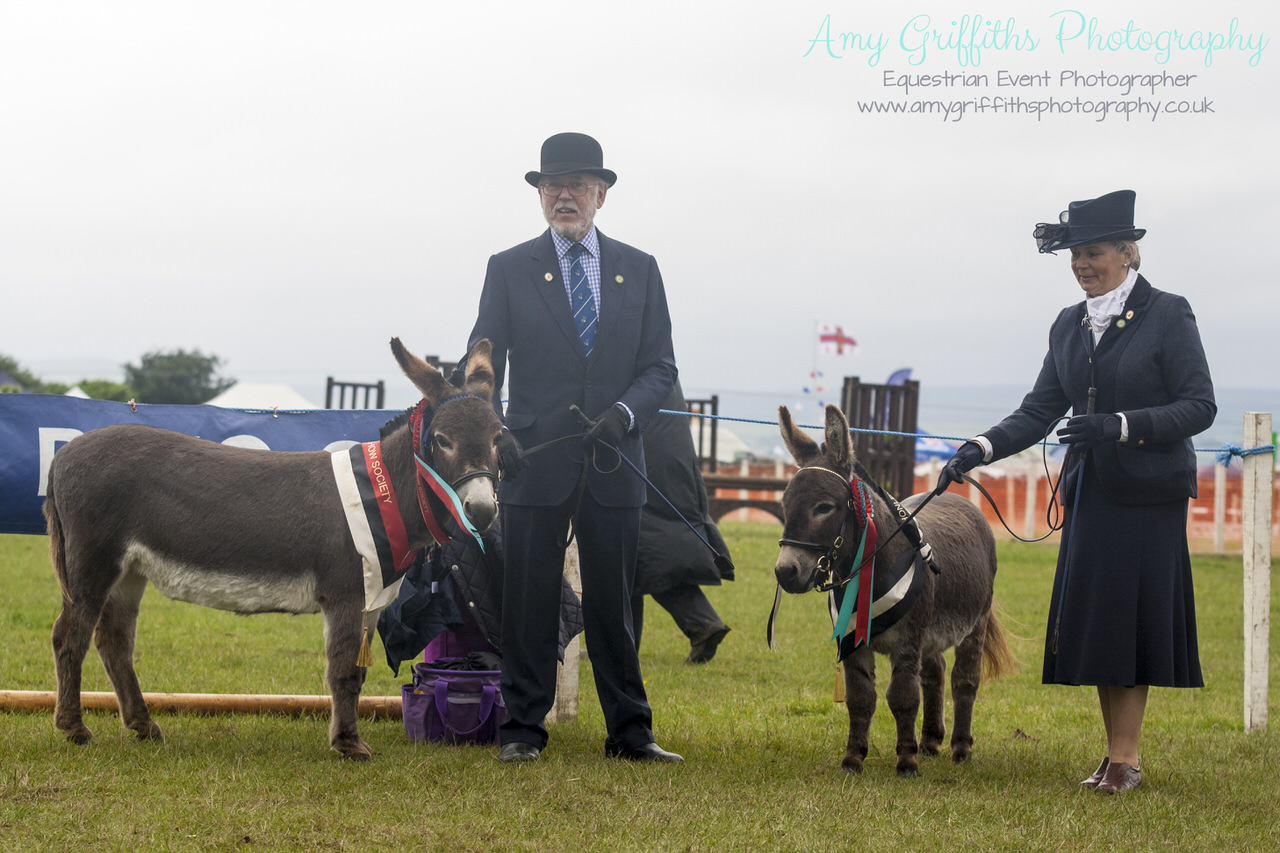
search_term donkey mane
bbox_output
[379,406,416,439]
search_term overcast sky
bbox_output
[2,1,1276,423]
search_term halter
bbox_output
[775,465,880,647]
[407,396,498,549]
[777,466,872,593]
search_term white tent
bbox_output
[205,383,319,410]
[690,420,753,465]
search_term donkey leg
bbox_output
[949,615,988,763]
[840,648,876,774]
[95,572,162,741]
[51,595,101,745]
[919,651,947,757]
[322,603,371,760]
[885,646,924,777]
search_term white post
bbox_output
[1024,463,1038,540]
[1242,412,1272,733]
[549,540,581,724]
[1214,461,1226,554]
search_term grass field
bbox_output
[1,525,1277,851]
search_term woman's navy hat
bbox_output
[524,132,617,188]
[1033,189,1146,254]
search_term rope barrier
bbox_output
[1216,443,1278,467]
[661,408,1277,459]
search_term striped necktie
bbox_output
[568,242,597,358]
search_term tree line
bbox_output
[0,350,234,405]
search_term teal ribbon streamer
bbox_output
[414,453,486,553]
[831,482,873,643]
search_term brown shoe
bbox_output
[1096,761,1141,793]
[1079,757,1110,789]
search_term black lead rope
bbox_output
[546,405,738,576]
[853,461,940,575]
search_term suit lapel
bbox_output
[530,231,589,361]
[1097,275,1152,353]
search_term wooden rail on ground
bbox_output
[0,690,403,719]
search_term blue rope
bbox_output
[660,408,1276,459]
[1216,442,1278,467]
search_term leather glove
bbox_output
[582,403,630,450]
[1057,413,1121,448]
[935,441,985,494]
[495,429,527,479]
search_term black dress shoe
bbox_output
[498,742,540,763]
[686,625,730,664]
[605,741,684,763]
[1080,757,1110,789]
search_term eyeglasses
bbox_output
[538,180,597,198]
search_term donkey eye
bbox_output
[814,502,837,516]
[435,435,454,452]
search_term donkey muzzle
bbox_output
[774,545,821,594]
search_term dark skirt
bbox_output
[1042,465,1203,688]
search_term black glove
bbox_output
[1057,413,1121,448]
[935,441,985,494]
[582,404,630,450]
[446,362,466,388]
[495,429,527,479]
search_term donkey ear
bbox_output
[390,337,451,405]
[824,404,854,474]
[778,406,820,467]
[460,338,495,399]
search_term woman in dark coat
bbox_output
[937,190,1215,794]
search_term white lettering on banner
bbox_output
[221,434,270,450]
[38,428,83,497]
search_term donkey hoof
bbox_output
[66,729,94,746]
[334,737,372,761]
[921,740,942,756]
[133,722,164,742]
[840,757,864,774]
[896,764,919,778]
[952,748,972,764]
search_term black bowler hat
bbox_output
[1033,189,1146,254]
[524,132,617,188]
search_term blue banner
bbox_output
[0,394,403,535]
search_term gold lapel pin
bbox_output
[615,275,624,284]
[544,272,554,282]
[1125,310,1134,319]
[1116,319,1126,329]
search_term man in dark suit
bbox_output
[464,132,681,763]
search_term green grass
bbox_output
[1,526,1277,851]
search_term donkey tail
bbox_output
[981,606,1018,682]
[44,481,71,601]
